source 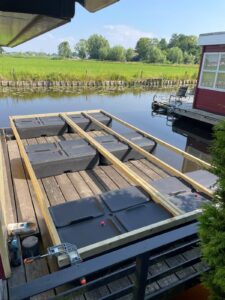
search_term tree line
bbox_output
[58,33,201,64]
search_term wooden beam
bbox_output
[11,109,100,120]
[79,209,201,258]
[101,110,212,170]
[0,139,11,278]
[60,113,183,216]
[84,112,214,198]
[9,117,61,246]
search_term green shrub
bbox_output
[199,120,225,300]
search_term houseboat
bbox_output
[152,32,225,125]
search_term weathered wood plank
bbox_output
[91,167,117,191]
[101,165,131,189]
[7,140,37,226]
[2,139,17,224]
[68,172,93,199]
[131,160,162,181]
[126,161,151,182]
[55,174,80,202]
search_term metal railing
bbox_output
[10,221,208,300]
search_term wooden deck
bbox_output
[2,130,207,300]
[173,102,225,125]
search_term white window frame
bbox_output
[199,52,225,92]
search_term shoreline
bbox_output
[0,79,197,89]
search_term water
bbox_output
[0,88,213,171]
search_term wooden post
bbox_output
[83,112,214,198]
[100,110,212,170]
[61,113,182,216]
[9,117,61,246]
[0,139,11,278]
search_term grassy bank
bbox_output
[0,56,198,81]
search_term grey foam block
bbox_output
[168,192,210,212]
[95,135,129,165]
[185,170,218,190]
[25,139,99,178]
[58,216,122,248]
[15,116,67,139]
[49,197,104,228]
[116,202,172,231]
[68,112,112,132]
[100,186,149,212]
[151,177,191,197]
[123,132,156,160]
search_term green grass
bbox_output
[0,56,198,81]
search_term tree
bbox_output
[58,41,72,58]
[99,47,109,60]
[135,37,159,61]
[199,120,225,300]
[158,38,167,51]
[75,39,88,59]
[167,47,183,64]
[147,46,166,63]
[126,48,136,62]
[168,34,200,58]
[135,37,151,61]
[183,52,195,64]
[87,34,109,59]
[108,46,126,62]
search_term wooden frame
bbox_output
[199,52,225,92]
[100,110,212,170]
[0,139,11,278]
[8,110,205,261]
[11,109,100,120]
[84,112,214,198]
[61,113,182,216]
[9,117,61,246]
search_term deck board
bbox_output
[7,140,37,227]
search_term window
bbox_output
[199,52,225,91]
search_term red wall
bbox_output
[193,45,225,115]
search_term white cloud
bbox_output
[103,25,154,48]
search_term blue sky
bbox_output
[7,0,225,53]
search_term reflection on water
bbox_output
[0,88,213,171]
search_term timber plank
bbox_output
[131,160,162,181]
[68,172,93,198]
[101,165,130,189]
[91,167,117,191]
[79,170,104,196]
[55,174,80,202]
[140,159,169,179]
[7,140,37,225]
[42,177,65,207]
[126,161,151,182]
[2,139,17,224]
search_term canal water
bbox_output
[0,88,213,172]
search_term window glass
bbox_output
[200,71,216,88]
[216,73,225,90]
[219,54,225,71]
[203,53,219,71]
